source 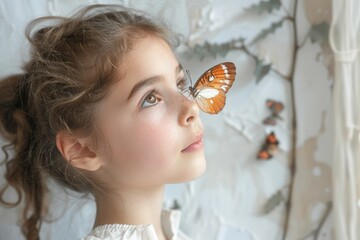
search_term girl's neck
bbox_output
[93,184,167,240]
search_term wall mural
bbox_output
[178,0,333,239]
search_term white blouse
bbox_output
[81,209,190,240]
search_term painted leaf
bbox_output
[263,190,284,214]
[308,22,329,44]
[246,0,281,14]
[170,199,181,210]
[251,19,284,44]
[254,58,272,83]
[185,38,245,61]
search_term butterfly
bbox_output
[263,99,284,125]
[257,131,279,160]
[179,62,236,114]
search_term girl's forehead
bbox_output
[120,36,179,80]
[103,36,181,104]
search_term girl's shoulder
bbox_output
[81,209,191,240]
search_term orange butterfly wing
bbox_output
[257,149,273,160]
[266,132,279,145]
[263,116,277,125]
[257,132,279,160]
[266,99,284,114]
[195,88,226,114]
[192,62,236,114]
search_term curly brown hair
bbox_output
[0,4,178,240]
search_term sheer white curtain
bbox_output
[330,0,360,239]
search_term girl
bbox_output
[0,4,206,240]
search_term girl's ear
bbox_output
[56,131,102,171]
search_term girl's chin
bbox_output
[169,156,207,183]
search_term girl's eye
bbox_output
[141,91,159,108]
[177,70,193,93]
[177,77,190,92]
[177,79,185,90]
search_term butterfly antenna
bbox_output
[178,69,194,100]
[185,69,193,87]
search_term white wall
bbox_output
[0,0,333,239]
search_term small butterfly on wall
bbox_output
[257,131,280,160]
[263,99,284,125]
[179,62,236,114]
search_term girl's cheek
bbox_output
[117,109,175,163]
[109,119,175,184]
[134,114,175,154]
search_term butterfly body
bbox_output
[182,62,236,114]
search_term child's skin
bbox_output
[56,35,206,239]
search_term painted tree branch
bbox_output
[282,0,298,238]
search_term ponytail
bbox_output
[0,74,46,240]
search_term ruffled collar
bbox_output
[87,209,182,240]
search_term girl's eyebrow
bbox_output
[127,77,160,100]
[177,64,184,74]
[127,64,183,100]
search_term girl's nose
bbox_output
[178,94,200,126]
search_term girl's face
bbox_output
[95,36,206,187]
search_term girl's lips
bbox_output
[181,134,203,152]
